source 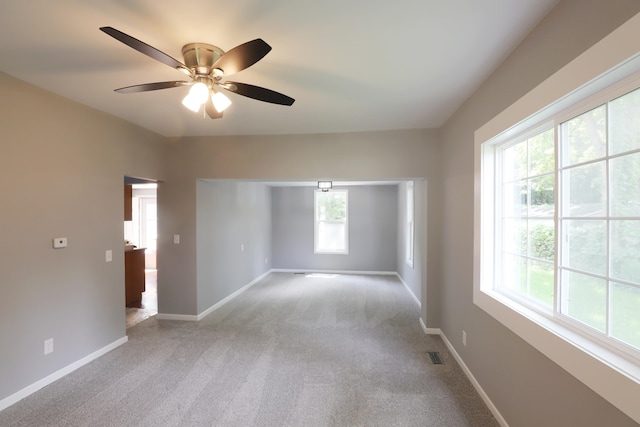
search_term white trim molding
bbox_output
[396,273,420,308]
[423,328,508,427]
[157,270,271,321]
[271,268,397,276]
[0,336,128,412]
[155,313,199,321]
[196,270,271,320]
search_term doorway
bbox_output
[124,181,158,328]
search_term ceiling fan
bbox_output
[100,26,295,119]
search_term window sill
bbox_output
[474,286,640,423]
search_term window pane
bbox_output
[610,151,640,217]
[529,220,554,262]
[609,87,640,156]
[503,181,527,217]
[529,128,555,176]
[315,190,348,254]
[317,222,346,252]
[316,192,346,221]
[500,255,554,308]
[610,220,640,284]
[529,175,554,217]
[561,270,607,332]
[529,259,554,307]
[562,105,606,167]
[502,254,527,294]
[503,142,527,182]
[503,219,526,255]
[610,282,640,350]
[563,161,606,217]
[563,220,607,276]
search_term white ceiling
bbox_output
[0,0,558,138]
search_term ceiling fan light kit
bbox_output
[99,27,295,119]
[211,91,232,113]
[181,81,210,112]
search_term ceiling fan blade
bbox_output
[114,81,191,93]
[212,39,272,77]
[222,82,295,106]
[205,97,223,119]
[100,26,189,73]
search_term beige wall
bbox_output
[159,130,441,325]
[2,1,640,424]
[438,1,640,425]
[0,72,166,401]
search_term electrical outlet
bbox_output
[105,250,112,262]
[44,338,53,355]
[173,234,180,244]
[462,330,467,347]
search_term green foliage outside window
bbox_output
[316,192,346,221]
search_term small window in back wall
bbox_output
[314,189,348,254]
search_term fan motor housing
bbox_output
[182,43,224,76]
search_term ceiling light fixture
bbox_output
[212,90,232,113]
[181,80,233,115]
[318,181,332,192]
[100,27,294,120]
[181,81,209,113]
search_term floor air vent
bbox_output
[427,351,444,365]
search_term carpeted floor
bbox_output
[0,273,499,426]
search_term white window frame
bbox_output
[314,189,349,254]
[474,14,640,424]
[406,181,415,267]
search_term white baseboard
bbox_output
[396,273,421,308]
[271,268,397,276]
[155,313,199,321]
[157,270,271,322]
[420,318,441,335]
[424,328,508,427]
[0,336,128,412]
[196,270,270,320]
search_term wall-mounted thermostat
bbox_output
[52,237,68,249]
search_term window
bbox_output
[406,181,415,267]
[475,21,640,421]
[558,91,640,349]
[315,189,348,254]
[497,127,555,309]
[485,80,640,362]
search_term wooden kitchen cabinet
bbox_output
[125,248,145,307]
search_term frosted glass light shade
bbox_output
[212,91,232,113]
[182,82,210,113]
[182,93,201,112]
[189,82,209,103]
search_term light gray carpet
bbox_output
[0,273,499,426]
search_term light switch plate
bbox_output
[44,338,53,355]
[52,237,67,249]
[106,250,112,262]
[174,234,180,244]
